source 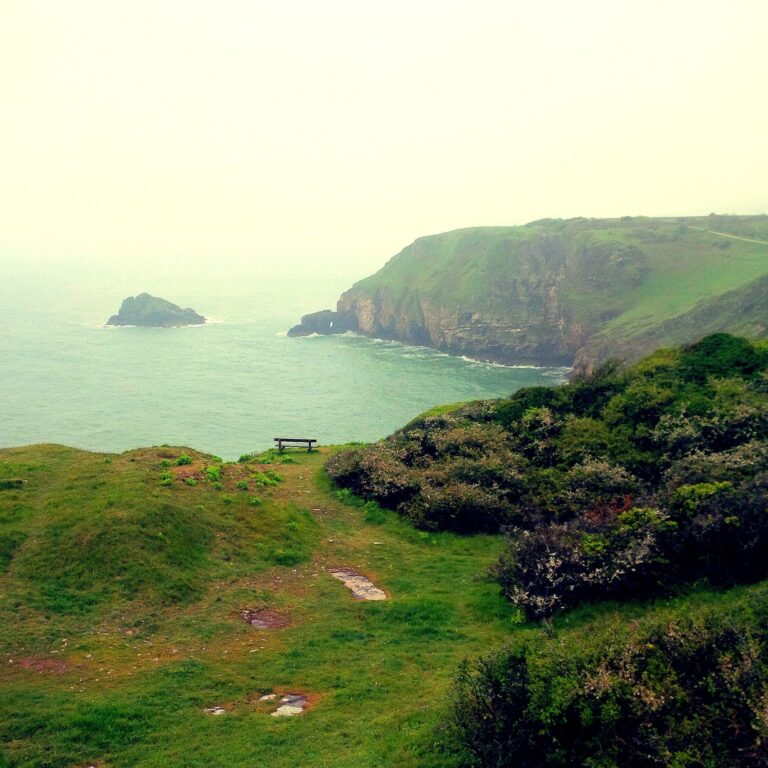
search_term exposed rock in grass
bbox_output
[271,694,309,717]
[202,706,227,716]
[329,568,387,600]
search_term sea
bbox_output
[0,258,568,460]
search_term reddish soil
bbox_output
[241,609,291,629]
[18,657,68,674]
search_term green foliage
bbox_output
[175,454,192,466]
[447,594,768,767]
[235,479,248,491]
[328,334,768,617]
[252,470,283,487]
[184,477,197,487]
[248,496,263,506]
[204,465,221,483]
[0,479,24,490]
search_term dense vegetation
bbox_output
[327,333,768,617]
[448,585,768,767]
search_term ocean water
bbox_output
[0,260,567,460]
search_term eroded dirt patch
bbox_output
[241,609,291,629]
[329,568,387,600]
[18,657,68,674]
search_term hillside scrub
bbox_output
[326,334,768,617]
[446,588,768,767]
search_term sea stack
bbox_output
[106,293,206,327]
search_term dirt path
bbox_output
[690,226,768,246]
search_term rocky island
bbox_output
[289,214,768,372]
[106,293,206,327]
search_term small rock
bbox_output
[258,693,277,701]
[203,706,227,716]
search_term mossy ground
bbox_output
[2,444,765,767]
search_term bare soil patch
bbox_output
[240,608,291,629]
[18,657,68,674]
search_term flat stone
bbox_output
[271,704,304,717]
[258,693,277,702]
[203,706,227,716]
[329,568,387,600]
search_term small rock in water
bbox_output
[329,568,387,600]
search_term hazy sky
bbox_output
[2,0,767,277]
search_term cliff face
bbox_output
[290,216,768,370]
[335,282,581,366]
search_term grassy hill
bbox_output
[293,214,768,369]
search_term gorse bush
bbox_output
[447,593,768,767]
[326,334,768,617]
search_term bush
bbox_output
[176,454,192,466]
[446,598,768,767]
[204,465,221,483]
[236,480,248,491]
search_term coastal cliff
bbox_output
[289,215,768,370]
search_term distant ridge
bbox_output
[289,214,768,372]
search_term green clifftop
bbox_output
[106,293,205,327]
[290,215,768,370]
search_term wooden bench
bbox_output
[274,437,317,452]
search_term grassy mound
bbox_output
[0,444,318,622]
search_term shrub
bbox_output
[252,471,282,487]
[236,480,248,491]
[176,454,192,466]
[493,506,676,618]
[204,465,221,483]
[446,599,768,768]
[184,478,197,487]
[249,496,263,507]
[326,446,417,506]
[405,483,512,534]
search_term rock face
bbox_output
[106,293,205,327]
[287,309,358,337]
[289,215,768,371]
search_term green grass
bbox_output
[2,443,767,767]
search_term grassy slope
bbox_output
[0,445,512,768]
[2,443,767,767]
[350,215,768,356]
